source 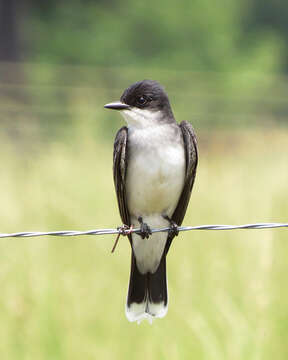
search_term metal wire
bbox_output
[0,222,287,239]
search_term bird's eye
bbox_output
[136,96,147,106]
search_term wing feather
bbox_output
[113,127,131,234]
[165,121,198,253]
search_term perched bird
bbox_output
[104,80,198,323]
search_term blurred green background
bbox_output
[0,1,287,359]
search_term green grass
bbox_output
[0,127,287,360]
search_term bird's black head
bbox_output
[120,80,172,113]
[104,80,175,126]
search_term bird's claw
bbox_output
[138,217,152,239]
[168,220,179,237]
[163,215,179,237]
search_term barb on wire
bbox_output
[0,222,287,239]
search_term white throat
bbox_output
[120,107,163,129]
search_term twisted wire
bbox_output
[0,222,287,239]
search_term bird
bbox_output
[104,80,198,323]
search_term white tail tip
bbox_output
[126,301,168,324]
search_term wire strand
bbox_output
[0,222,287,239]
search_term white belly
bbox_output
[126,124,185,273]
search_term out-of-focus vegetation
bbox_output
[1,0,288,133]
[0,0,288,359]
[25,0,287,73]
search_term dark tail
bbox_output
[126,253,168,323]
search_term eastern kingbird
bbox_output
[105,80,198,323]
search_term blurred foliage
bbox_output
[0,0,287,136]
[25,0,286,75]
[0,0,286,136]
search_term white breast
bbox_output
[125,123,186,273]
[126,124,185,217]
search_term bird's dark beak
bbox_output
[104,102,130,110]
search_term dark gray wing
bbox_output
[165,120,198,254]
[113,127,132,242]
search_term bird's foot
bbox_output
[138,217,152,239]
[164,215,179,237]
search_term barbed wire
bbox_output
[0,222,287,239]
